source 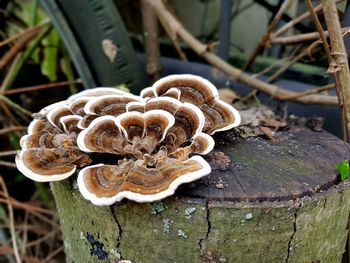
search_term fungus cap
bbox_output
[16,74,241,205]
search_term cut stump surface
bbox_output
[52,128,350,263]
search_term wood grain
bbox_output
[178,128,350,202]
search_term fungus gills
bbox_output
[16,74,241,205]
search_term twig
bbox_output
[305,0,346,138]
[27,210,59,230]
[305,0,331,58]
[0,25,43,71]
[159,1,187,60]
[0,95,31,116]
[0,79,82,96]
[141,0,162,83]
[149,0,338,106]
[266,44,321,83]
[0,126,26,136]
[0,150,18,156]
[40,246,63,263]
[0,176,21,263]
[0,160,17,168]
[25,230,58,248]
[0,101,21,126]
[273,0,344,37]
[1,54,22,95]
[322,0,350,142]
[1,24,53,91]
[279,83,335,100]
[0,24,44,48]
[21,211,28,255]
[0,245,36,262]
[0,196,58,216]
[242,0,293,70]
[0,224,55,236]
[170,38,187,60]
[251,55,293,79]
[0,54,23,124]
[270,27,350,45]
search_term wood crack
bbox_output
[198,200,211,255]
[285,207,298,263]
[111,206,123,260]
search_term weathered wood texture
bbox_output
[51,128,350,263]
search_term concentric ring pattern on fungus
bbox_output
[16,74,241,205]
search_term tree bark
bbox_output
[51,129,350,262]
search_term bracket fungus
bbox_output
[16,74,241,205]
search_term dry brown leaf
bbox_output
[260,118,288,129]
[218,88,241,104]
[259,126,275,140]
[102,39,118,63]
[239,106,275,126]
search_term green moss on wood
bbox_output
[113,198,208,262]
[288,186,350,263]
[52,180,350,263]
[201,204,295,262]
[51,179,121,263]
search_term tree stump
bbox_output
[51,128,350,263]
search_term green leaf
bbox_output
[336,160,349,181]
[60,46,78,94]
[41,29,60,82]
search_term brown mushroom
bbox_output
[147,74,241,134]
[84,94,140,116]
[16,74,241,205]
[16,147,90,182]
[77,155,210,205]
[77,116,128,155]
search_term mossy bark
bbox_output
[52,180,350,263]
[51,129,350,262]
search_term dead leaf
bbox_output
[234,126,264,138]
[102,39,118,63]
[239,106,275,126]
[218,88,240,104]
[259,126,275,140]
[260,118,288,129]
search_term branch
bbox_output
[0,24,42,47]
[266,47,317,83]
[0,79,81,96]
[0,24,43,71]
[279,83,335,100]
[148,0,338,106]
[305,0,331,58]
[0,176,21,263]
[141,0,162,83]
[273,0,344,37]
[0,126,26,136]
[323,0,350,142]
[242,0,293,70]
[0,95,31,116]
[270,27,350,45]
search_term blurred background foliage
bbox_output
[0,1,82,262]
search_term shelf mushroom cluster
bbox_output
[16,74,241,205]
